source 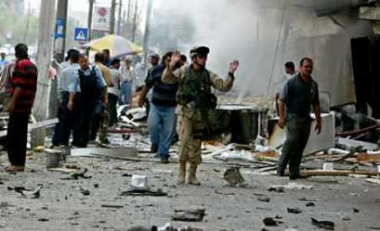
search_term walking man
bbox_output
[5,44,38,172]
[138,52,178,163]
[119,59,135,106]
[162,46,239,185]
[277,57,322,180]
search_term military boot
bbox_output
[188,165,201,185]
[177,162,186,184]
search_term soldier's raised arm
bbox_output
[210,60,239,92]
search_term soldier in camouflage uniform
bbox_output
[162,46,239,185]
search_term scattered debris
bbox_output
[15,185,42,199]
[306,202,315,207]
[287,207,302,214]
[223,167,245,186]
[101,204,124,209]
[311,218,335,230]
[131,175,149,190]
[214,190,235,196]
[342,216,351,221]
[269,182,313,192]
[366,178,380,185]
[172,208,206,222]
[38,218,49,222]
[120,189,167,197]
[60,169,92,180]
[268,186,284,193]
[258,197,271,203]
[262,217,280,226]
[80,186,91,196]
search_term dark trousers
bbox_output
[7,113,29,167]
[79,98,97,146]
[278,114,311,177]
[108,93,118,126]
[52,92,72,146]
[90,101,105,141]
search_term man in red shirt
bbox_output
[5,43,38,172]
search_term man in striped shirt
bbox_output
[5,43,38,172]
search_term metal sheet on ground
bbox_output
[71,148,138,159]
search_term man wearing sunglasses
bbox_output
[162,46,239,185]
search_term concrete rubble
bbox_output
[0,102,380,230]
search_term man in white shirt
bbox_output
[108,58,122,126]
[119,59,135,106]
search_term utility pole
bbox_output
[54,0,68,63]
[88,0,95,42]
[117,0,122,35]
[110,0,116,34]
[31,0,56,147]
[143,0,153,64]
[50,0,68,119]
[131,0,138,42]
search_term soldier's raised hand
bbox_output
[170,51,181,68]
[229,60,239,73]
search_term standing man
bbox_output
[108,58,122,126]
[93,53,113,143]
[68,55,107,147]
[277,57,322,180]
[5,44,38,172]
[119,59,135,106]
[52,49,80,147]
[0,52,10,70]
[138,52,178,164]
[162,46,239,185]
[103,49,112,67]
[275,61,296,115]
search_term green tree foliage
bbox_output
[0,2,39,47]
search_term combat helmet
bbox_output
[190,46,210,59]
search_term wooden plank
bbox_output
[296,170,380,177]
[0,118,58,138]
[357,153,380,163]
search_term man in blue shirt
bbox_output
[68,54,107,147]
[52,49,80,146]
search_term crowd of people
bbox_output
[0,42,322,184]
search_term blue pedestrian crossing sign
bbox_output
[74,28,88,42]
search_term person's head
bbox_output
[95,52,105,63]
[124,58,132,68]
[190,46,209,68]
[111,58,121,69]
[103,49,110,60]
[70,50,80,64]
[179,54,187,66]
[299,57,313,77]
[150,54,159,66]
[15,43,29,60]
[1,52,6,60]
[65,49,77,62]
[162,51,173,66]
[78,54,89,70]
[284,61,295,75]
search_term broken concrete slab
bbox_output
[337,138,378,151]
[71,147,138,159]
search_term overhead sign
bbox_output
[55,18,65,38]
[74,28,88,41]
[93,6,111,32]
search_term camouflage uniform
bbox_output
[162,64,234,184]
